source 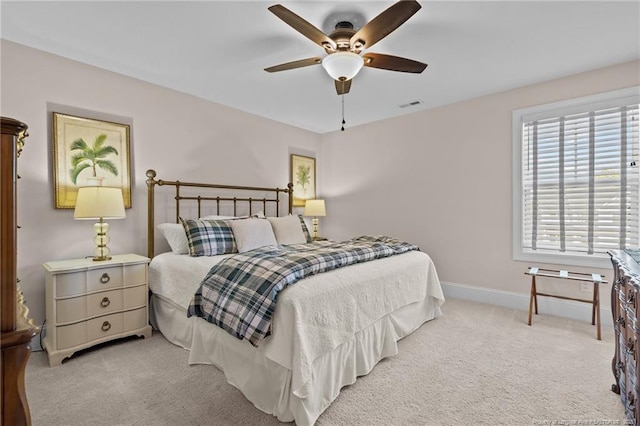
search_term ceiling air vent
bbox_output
[399,100,423,109]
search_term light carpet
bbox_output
[25,298,627,425]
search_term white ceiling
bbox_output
[1,1,639,134]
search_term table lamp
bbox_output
[304,199,326,240]
[74,186,126,261]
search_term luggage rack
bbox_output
[525,267,607,340]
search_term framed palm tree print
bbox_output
[53,112,131,208]
[290,154,316,207]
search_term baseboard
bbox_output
[441,281,613,327]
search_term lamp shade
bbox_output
[322,52,364,81]
[304,199,326,217]
[74,187,126,220]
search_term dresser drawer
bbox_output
[122,263,147,288]
[55,266,123,297]
[123,307,147,331]
[56,307,148,350]
[88,308,147,342]
[55,285,147,324]
[54,263,146,297]
[625,388,638,424]
[624,286,639,311]
[626,313,638,342]
[57,312,123,349]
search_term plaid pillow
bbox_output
[180,218,238,256]
[298,215,313,243]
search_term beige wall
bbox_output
[1,40,321,343]
[319,60,640,304]
[3,38,639,345]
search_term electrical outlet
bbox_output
[579,282,591,293]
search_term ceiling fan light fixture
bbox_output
[322,52,364,81]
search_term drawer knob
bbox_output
[100,273,110,284]
[627,338,636,358]
[101,321,111,332]
[100,297,111,308]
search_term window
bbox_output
[513,87,640,267]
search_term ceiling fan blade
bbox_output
[363,53,427,73]
[335,79,352,95]
[269,4,337,51]
[264,57,322,73]
[350,0,421,50]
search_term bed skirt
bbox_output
[150,293,441,425]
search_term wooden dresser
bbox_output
[609,250,640,426]
[1,117,39,425]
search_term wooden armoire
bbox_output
[0,117,38,425]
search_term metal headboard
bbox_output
[145,169,293,258]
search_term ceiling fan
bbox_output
[264,0,428,96]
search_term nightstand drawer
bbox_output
[56,288,123,324]
[54,263,146,297]
[55,285,147,324]
[55,266,123,297]
[86,266,124,293]
[56,307,147,350]
[123,263,147,287]
[57,312,123,349]
[123,307,147,331]
[54,271,89,298]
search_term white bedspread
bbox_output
[149,252,230,309]
[149,249,444,399]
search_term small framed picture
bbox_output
[290,154,316,207]
[52,112,131,209]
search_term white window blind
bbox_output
[521,100,640,258]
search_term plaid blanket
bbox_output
[187,235,419,346]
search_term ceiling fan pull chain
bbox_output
[341,89,346,131]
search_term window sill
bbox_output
[513,249,612,269]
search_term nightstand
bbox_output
[42,253,152,366]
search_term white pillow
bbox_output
[157,223,189,255]
[267,215,306,245]
[230,218,277,253]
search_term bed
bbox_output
[145,169,445,425]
